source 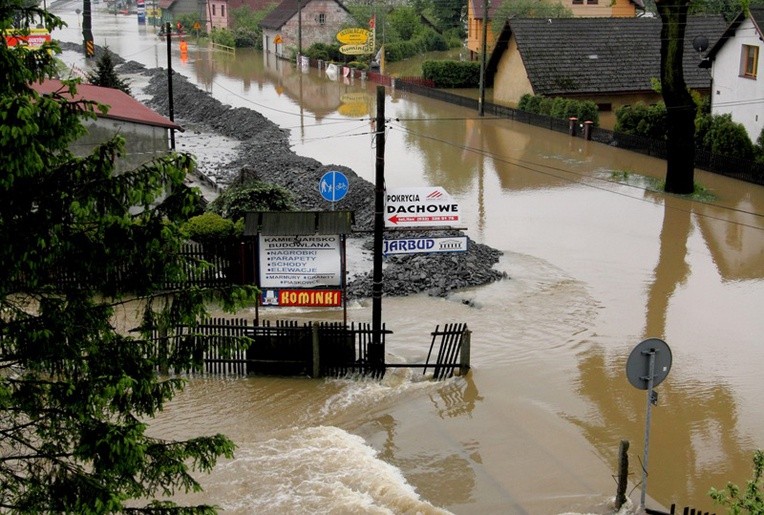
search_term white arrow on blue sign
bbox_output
[319,170,349,202]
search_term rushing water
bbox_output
[49,3,764,513]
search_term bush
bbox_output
[756,127,764,164]
[710,449,763,514]
[518,94,600,127]
[304,42,343,62]
[422,60,481,88]
[347,61,369,71]
[211,27,236,48]
[615,102,666,139]
[182,212,240,246]
[698,113,754,160]
[208,181,294,221]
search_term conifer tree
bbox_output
[0,0,256,511]
[86,47,131,94]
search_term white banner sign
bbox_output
[259,235,341,288]
[383,236,468,256]
[385,187,461,227]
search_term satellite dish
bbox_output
[693,35,709,53]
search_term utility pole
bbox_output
[82,0,94,57]
[478,0,489,116]
[165,22,176,150]
[371,85,386,374]
[297,0,302,57]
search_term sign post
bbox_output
[626,338,672,511]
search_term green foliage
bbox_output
[229,3,275,49]
[347,60,369,71]
[208,180,294,221]
[422,60,481,88]
[175,13,201,34]
[615,102,668,139]
[710,450,764,514]
[388,6,422,40]
[0,1,257,511]
[210,27,236,48]
[86,47,131,95]
[756,127,764,164]
[697,113,755,160]
[304,42,344,62]
[492,0,573,33]
[518,94,600,126]
[182,211,241,245]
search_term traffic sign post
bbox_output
[626,338,672,511]
[319,170,349,206]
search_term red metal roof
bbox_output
[31,80,182,131]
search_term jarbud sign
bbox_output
[385,187,461,227]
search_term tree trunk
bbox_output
[657,0,696,194]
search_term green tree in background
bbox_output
[710,449,764,514]
[0,0,256,511]
[86,47,131,94]
[491,0,573,33]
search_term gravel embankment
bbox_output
[61,45,508,299]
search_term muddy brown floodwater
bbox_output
[51,4,764,513]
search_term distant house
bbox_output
[159,0,201,27]
[260,0,353,58]
[487,16,727,128]
[466,0,644,59]
[31,80,182,172]
[705,7,764,141]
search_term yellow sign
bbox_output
[339,43,372,56]
[336,28,370,45]
[193,21,201,30]
[274,34,283,44]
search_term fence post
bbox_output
[584,120,593,140]
[312,322,320,378]
[459,329,471,376]
[615,439,629,510]
[569,117,578,136]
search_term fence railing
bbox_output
[148,318,390,378]
[646,503,716,515]
[146,318,470,379]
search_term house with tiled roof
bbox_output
[486,15,727,129]
[705,7,764,141]
[260,0,353,58]
[466,0,645,60]
[32,80,182,171]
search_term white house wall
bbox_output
[711,17,763,141]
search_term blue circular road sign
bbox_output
[319,170,349,202]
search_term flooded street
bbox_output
[50,3,764,513]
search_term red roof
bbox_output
[31,80,182,131]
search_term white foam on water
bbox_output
[209,425,451,514]
[318,367,444,420]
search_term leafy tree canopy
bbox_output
[491,0,573,33]
[0,0,257,511]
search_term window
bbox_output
[572,0,583,4]
[221,5,225,16]
[586,0,598,4]
[211,4,215,15]
[318,13,326,25]
[741,44,759,79]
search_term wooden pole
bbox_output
[165,22,175,150]
[616,439,629,510]
[312,322,320,378]
[459,329,471,376]
[371,85,386,374]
